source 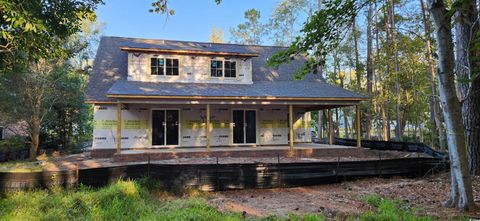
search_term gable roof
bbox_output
[85,36,366,103]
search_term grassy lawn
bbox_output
[0,160,44,172]
[0,179,463,221]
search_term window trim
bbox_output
[210,58,237,79]
[150,57,179,76]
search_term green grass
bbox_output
[0,160,43,172]
[0,179,326,221]
[357,194,457,221]
[0,180,463,221]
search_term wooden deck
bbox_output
[113,143,369,162]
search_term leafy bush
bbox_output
[0,136,26,153]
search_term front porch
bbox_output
[112,143,382,162]
[91,96,366,158]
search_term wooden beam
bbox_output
[206,104,211,150]
[116,103,122,153]
[289,104,294,149]
[328,109,333,145]
[356,105,361,148]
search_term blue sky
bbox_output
[96,0,279,44]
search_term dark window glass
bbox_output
[166,59,179,76]
[0,127,3,140]
[151,58,164,75]
[210,60,223,77]
[224,60,236,78]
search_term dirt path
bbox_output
[207,173,480,219]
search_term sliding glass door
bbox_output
[152,110,179,146]
[232,110,256,144]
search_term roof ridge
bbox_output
[101,35,289,49]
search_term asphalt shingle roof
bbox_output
[107,80,365,99]
[85,36,366,102]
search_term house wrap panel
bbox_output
[92,104,311,149]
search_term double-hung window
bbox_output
[151,57,179,76]
[210,59,236,78]
[210,60,223,77]
[224,60,236,78]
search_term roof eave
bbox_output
[120,47,259,57]
[106,94,369,101]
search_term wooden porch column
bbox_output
[289,104,294,149]
[356,105,361,148]
[116,103,122,153]
[206,104,211,150]
[328,109,333,145]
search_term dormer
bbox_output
[122,43,258,84]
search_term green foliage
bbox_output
[0,136,25,153]
[268,0,309,46]
[267,0,363,79]
[149,0,222,15]
[0,180,459,221]
[42,65,93,151]
[0,0,103,71]
[360,194,433,221]
[0,180,242,221]
[230,9,268,45]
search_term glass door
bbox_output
[152,109,179,146]
[245,110,256,143]
[152,110,165,146]
[166,110,179,145]
[232,110,244,144]
[232,110,256,144]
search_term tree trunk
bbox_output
[29,116,40,160]
[352,16,361,92]
[366,2,373,140]
[428,0,476,211]
[454,0,480,175]
[335,108,339,137]
[384,0,392,141]
[420,0,446,151]
[344,109,349,138]
[388,0,402,140]
[317,111,323,139]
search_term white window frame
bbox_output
[210,58,237,78]
[150,57,179,76]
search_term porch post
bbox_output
[356,105,361,148]
[289,104,294,149]
[328,109,333,145]
[116,103,122,153]
[206,104,211,150]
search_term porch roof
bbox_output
[106,80,368,102]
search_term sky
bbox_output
[96,0,279,44]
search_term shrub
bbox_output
[0,136,26,153]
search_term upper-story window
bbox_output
[224,60,236,78]
[151,57,179,76]
[211,59,236,78]
[210,60,223,77]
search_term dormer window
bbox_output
[151,57,179,76]
[211,59,236,78]
[211,60,223,77]
[224,60,236,78]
